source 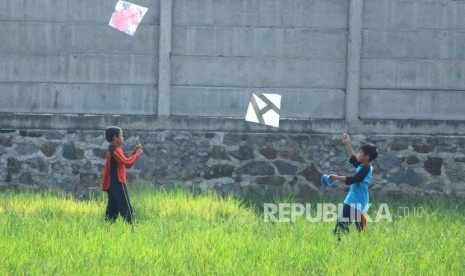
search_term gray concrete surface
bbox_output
[158,0,173,116]
[3,113,465,136]
[345,0,363,122]
[361,0,465,121]
[1,0,465,126]
[1,0,159,116]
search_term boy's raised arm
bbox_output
[341,132,356,158]
[131,144,143,156]
[113,147,140,168]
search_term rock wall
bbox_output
[1,128,464,199]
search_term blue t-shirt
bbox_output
[343,156,373,212]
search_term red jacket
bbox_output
[102,145,140,191]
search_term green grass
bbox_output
[1,185,464,275]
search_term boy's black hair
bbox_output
[105,126,122,142]
[361,143,378,161]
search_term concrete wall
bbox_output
[1,0,465,122]
[170,0,348,119]
[2,0,465,197]
[0,0,159,115]
[361,0,465,120]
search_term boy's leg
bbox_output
[355,212,367,232]
[334,204,352,240]
[111,182,134,224]
[121,184,134,224]
[105,190,119,223]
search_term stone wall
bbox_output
[2,128,464,199]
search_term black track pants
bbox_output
[333,204,366,240]
[105,182,133,224]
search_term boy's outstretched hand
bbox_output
[341,132,356,157]
[341,132,351,144]
[330,174,346,183]
[135,144,143,155]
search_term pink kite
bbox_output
[109,1,148,36]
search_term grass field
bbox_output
[1,185,464,275]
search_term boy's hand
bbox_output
[341,132,351,144]
[341,132,356,157]
[330,174,345,183]
[135,144,143,155]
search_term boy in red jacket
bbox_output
[102,126,143,224]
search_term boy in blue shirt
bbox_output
[330,132,378,240]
